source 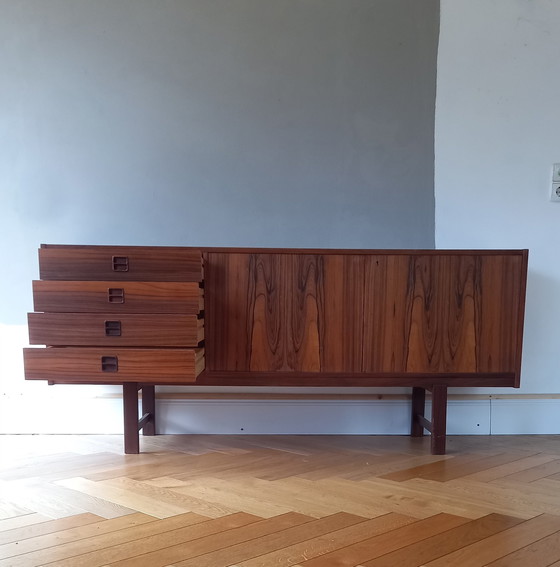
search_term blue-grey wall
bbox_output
[1,0,438,324]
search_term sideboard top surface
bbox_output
[40,243,528,257]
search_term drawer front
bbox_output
[33,281,203,314]
[24,348,205,383]
[39,246,203,282]
[28,313,204,347]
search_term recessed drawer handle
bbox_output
[105,320,122,336]
[101,356,118,372]
[112,256,129,272]
[108,288,125,303]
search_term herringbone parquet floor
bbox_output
[2,434,560,566]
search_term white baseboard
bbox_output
[490,399,560,434]
[3,395,560,435]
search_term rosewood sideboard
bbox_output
[23,245,529,455]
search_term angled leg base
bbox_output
[410,385,448,455]
[122,383,156,454]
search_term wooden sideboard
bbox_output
[24,245,529,454]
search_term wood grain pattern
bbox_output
[28,313,203,347]
[23,347,205,383]
[205,253,366,373]
[249,254,287,371]
[204,250,527,380]
[311,254,364,373]
[204,253,251,371]
[32,280,203,314]
[39,245,203,282]
[363,255,410,372]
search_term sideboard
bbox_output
[23,245,529,454]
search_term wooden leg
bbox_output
[411,387,426,437]
[123,383,140,454]
[430,385,448,455]
[141,385,156,436]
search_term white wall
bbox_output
[435,0,560,396]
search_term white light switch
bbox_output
[552,183,560,202]
[553,164,560,183]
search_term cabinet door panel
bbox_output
[362,255,412,373]
[204,252,364,372]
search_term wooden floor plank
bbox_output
[426,452,539,482]
[101,477,237,518]
[173,451,282,480]
[109,512,320,567]
[365,476,496,519]
[0,453,79,478]
[84,452,212,482]
[338,453,447,481]
[17,478,137,519]
[484,530,560,566]
[0,512,210,567]
[0,512,154,559]
[499,458,560,483]
[461,453,559,482]
[289,451,396,481]
[170,480,295,518]
[299,513,469,567]
[448,478,560,517]
[396,477,534,519]
[360,513,525,567]
[422,514,560,566]
[0,513,102,547]
[0,513,53,541]
[402,476,560,519]
[0,478,99,519]
[55,477,192,518]
[310,476,488,519]
[249,476,371,518]
[235,513,418,567]
[0,499,33,520]
[169,513,368,567]
[378,452,533,484]
[174,476,338,518]
[0,453,127,482]
[380,453,481,482]
[269,477,403,519]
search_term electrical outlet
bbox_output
[552,183,560,202]
[553,164,560,183]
